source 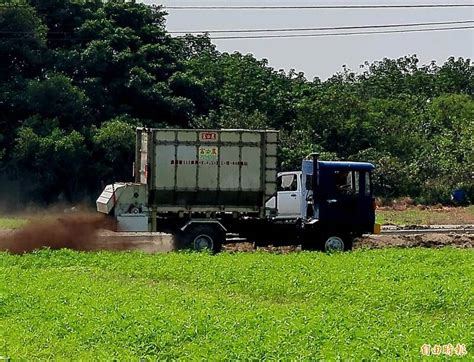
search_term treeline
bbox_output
[0,1,473,206]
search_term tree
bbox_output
[435,57,473,95]
[25,74,90,130]
[0,3,48,163]
[295,84,375,158]
[0,1,472,206]
[92,116,137,185]
[12,127,88,203]
[183,51,305,130]
[413,94,474,202]
[0,4,47,80]
[356,55,437,99]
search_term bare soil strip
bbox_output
[222,233,474,253]
[355,233,474,249]
[1,219,473,254]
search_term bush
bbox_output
[415,182,453,205]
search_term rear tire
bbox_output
[176,225,224,253]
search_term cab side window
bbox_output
[278,174,298,192]
[334,170,354,195]
[364,172,371,196]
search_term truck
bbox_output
[96,128,380,252]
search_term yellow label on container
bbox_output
[199,146,218,160]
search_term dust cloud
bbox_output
[0,213,116,254]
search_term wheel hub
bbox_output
[194,234,214,251]
[325,236,344,252]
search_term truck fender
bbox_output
[180,220,228,233]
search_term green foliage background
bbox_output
[0,1,473,205]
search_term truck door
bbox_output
[318,169,375,233]
[318,169,355,229]
[276,172,301,218]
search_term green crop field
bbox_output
[1,248,472,360]
[376,206,474,226]
[0,218,27,230]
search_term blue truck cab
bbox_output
[300,155,378,251]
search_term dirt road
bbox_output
[1,225,473,254]
[355,233,474,249]
[222,233,474,253]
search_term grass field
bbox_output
[376,205,474,225]
[0,217,27,230]
[1,249,472,360]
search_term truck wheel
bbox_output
[324,235,353,252]
[180,225,223,253]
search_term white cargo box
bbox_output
[135,129,278,216]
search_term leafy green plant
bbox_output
[0,218,27,229]
[1,249,472,359]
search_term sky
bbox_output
[143,0,474,80]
